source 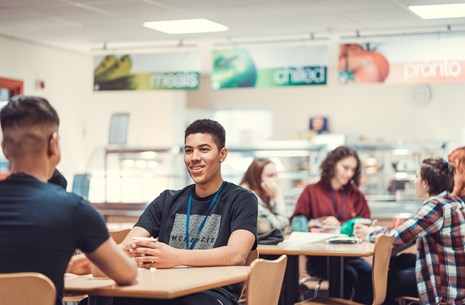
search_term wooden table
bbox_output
[258,241,374,305]
[65,265,250,303]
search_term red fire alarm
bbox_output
[35,80,45,90]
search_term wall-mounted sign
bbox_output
[339,37,465,84]
[93,52,200,91]
[211,45,328,89]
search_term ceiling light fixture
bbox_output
[409,3,465,19]
[143,18,228,34]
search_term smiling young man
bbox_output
[119,119,258,305]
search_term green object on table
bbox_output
[340,216,362,236]
[291,215,308,232]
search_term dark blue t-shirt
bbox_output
[136,181,258,303]
[0,173,109,305]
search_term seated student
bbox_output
[291,146,371,299]
[240,158,290,235]
[116,119,258,305]
[0,96,137,305]
[355,157,465,305]
[48,168,68,190]
[448,146,465,199]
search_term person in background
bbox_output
[291,145,371,299]
[49,168,67,189]
[0,171,10,180]
[0,165,66,189]
[0,96,137,305]
[448,146,465,199]
[116,119,258,305]
[240,158,290,235]
[355,157,465,305]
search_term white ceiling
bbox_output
[1,0,465,53]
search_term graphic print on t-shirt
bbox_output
[170,213,221,249]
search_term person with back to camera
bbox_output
[290,145,371,299]
[115,119,258,305]
[240,158,290,235]
[355,157,465,305]
[0,95,137,305]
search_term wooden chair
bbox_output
[245,254,287,305]
[110,228,131,244]
[396,296,421,305]
[396,296,447,305]
[245,249,259,266]
[238,249,260,304]
[299,255,328,298]
[0,272,56,305]
[295,235,395,305]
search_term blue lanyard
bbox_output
[186,182,225,250]
[331,189,347,222]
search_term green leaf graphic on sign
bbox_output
[211,49,257,89]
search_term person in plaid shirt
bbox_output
[355,157,465,305]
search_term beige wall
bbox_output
[187,72,465,149]
[3,33,465,187]
[0,36,186,186]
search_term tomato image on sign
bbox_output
[211,49,257,89]
[339,43,390,84]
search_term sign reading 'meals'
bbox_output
[93,52,200,91]
[211,45,328,89]
[339,37,465,84]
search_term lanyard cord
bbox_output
[330,189,347,222]
[186,182,225,250]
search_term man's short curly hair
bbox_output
[184,119,225,150]
[0,95,59,159]
[420,158,454,196]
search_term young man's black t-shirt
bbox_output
[0,173,109,305]
[136,181,258,304]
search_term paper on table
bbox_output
[283,232,344,243]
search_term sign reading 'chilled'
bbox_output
[211,46,328,89]
[93,52,200,91]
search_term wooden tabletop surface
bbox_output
[65,265,250,299]
[258,240,374,257]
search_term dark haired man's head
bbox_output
[184,119,225,150]
[0,96,60,178]
[420,158,454,196]
[1,95,59,130]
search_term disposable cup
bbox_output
[132,237,157,243]
[390,213,410,228]
[354,218,373,226]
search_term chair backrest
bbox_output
[372,234,395,305]
[246,255,287,305]
[0,272,56,305]
[110,228,131,244]
[245,249,259,266]
[238,249,260,303]
[71,173,90,199]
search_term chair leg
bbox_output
[299,277,328,301]
[313,279,323,298]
